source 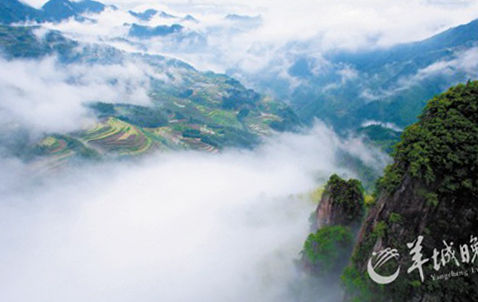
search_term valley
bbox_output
[0,1,477,302]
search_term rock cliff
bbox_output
[301,174,364,277]
[343,81,478,302]
[316,174,364,229]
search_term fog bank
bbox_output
[0,124,379,302]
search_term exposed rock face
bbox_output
[343,82,478,302]
[316,174,364,229]
[301,175,364,276]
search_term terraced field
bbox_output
[0,25,300,163]
[83,118,153,155]
[29,69,299,163]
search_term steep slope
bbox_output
[0,0,107,24]
[41,0,105,22]
[0,25,300,162]
[315,174,364,229]
[247,18,478,132]
[0,25,77,57]
[128,9,158,21]
[342,81,478,301]
[356,125,402,154]
[330,19,478,73]
[301,174,364,277]
[128,23,183,38]
[0,0,42,23]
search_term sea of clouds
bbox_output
[20,0,478,74]
[0,122,385,302]
[2,1,472,300]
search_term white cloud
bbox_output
[0,123,381,302]
[0,56,154,134]
[412,46,478,79]
[337,66,359,83]
[361,120,403,132]
[19,0,478,74]
[360,46,478,101]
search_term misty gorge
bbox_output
[0,0,477,302]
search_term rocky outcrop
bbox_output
[301,175,364,276]
[316,174,364,229]
[343,82,478,302]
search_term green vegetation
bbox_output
[289,19,478,132]
[341,266,377,302]
[0,25,301,163]
[343,81,478,302]
[53,74,298,159]
[377,81,478,196]
[302,226,353,276]
[301,175,364,280]
[372,221,387,238]
[0,25,76,59]
[326,174,364,205]
[388,212,402,224]
[356,125,401,154]
[322,174,364,225]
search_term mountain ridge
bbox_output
[343,81,478,301]
[243,17,478,133]
[0,24,300,164]
[0,0,107,24]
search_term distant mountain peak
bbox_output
[225,14,261,22]
[128,23,183,39]
[128,8,158,21]
[129,9,178,21]
[0,0,43,23]
[182,14,198,23]
[0,0,107,24]
[42,0,74,11]
[41,0,105,22]
[159,11,177,19]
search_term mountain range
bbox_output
[246,18,478,134]
[128,23,184,38]
[0,24,300,165]
[0,0,108,23]
[3,0,477,140]
[128,9,186,21]
[1,0,477,164]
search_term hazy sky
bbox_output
[18,0,478,78]
[22,0,478,47]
